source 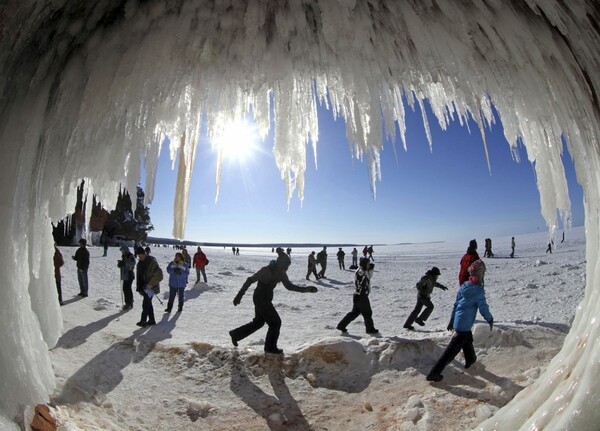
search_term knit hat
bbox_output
[468,259,486,277]
[276,253,291,268]
[135,246,146,255]
[430,266,441,276]
[468,239,477,250]
[120,245,130,253]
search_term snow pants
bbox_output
[429,330,476,376]
[337,294,376,333]
[404,294,434,326]
[230,296,281,352]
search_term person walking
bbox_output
[336,257,379,334]
[101,228,109,257]
[362,246,368,258]
[510,237,516,258]
[403,267,448,330]
[135,246,163,327]
[53,245,64,305]
[351,247,358,267]
[72,238,90,297]
[117,245,136,310]
[229,249,318,354]
[317,246,328,279]
[367,245,375,261]
[483,238,494,258]
[193,246,209,283]
[426,259,493,382]
[306,251,319,280]
[546,241,553,254]
[165,252,190,313]
[336,247,346,270]
[459,239,479,286]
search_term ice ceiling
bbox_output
[1,0,600,429]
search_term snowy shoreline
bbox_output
[43,228,584,430]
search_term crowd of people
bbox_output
[53,234,556,382]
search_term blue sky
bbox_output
[147,99,583,245]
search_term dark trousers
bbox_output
[77,270,89,295]
[318,263,327,278]
[230,297,281,351]
[167,287,184,311]
[404,294,434,326]
[195,267,207,283]
[338,259,345,270]
[352,256,358,266]
[123,279,134,306]
[429,330,476,376]
[140,290,155,323]
[337,294,376,332]
[55,277,63,304]
[306,266,318,279]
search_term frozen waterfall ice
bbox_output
[1,0,599,429]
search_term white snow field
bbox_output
[42,228,583,430]
[1,1,600,430]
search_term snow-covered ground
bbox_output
[43,227,585,430]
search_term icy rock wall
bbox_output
[1,0,600,429]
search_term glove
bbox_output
[489,319,494,331]
[306,286,318,293]
[447,319,454,331]
[117,260,123,268]
[440,285,448,291]
[233,292,244,306]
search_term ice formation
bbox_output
[0,0,599,429]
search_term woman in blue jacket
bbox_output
[165,252,190,313]
[427,259,493,382]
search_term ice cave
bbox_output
[1,0,599,429]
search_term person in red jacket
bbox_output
[458,240,479,286]
[193,246,209,283]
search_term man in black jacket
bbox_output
[229,249,318,354]
[118,245,136,311]
[135,247,163,327]
[72,238,90,297]
[317,246,328,279]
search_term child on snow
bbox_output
[426,259,493,382]
[403,267,448,330]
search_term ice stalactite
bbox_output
[1,0,600,429]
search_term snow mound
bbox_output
[534,260,548,267]
[473,324,527,348]
[92,298,114,311]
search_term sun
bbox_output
[214,118,259,162]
